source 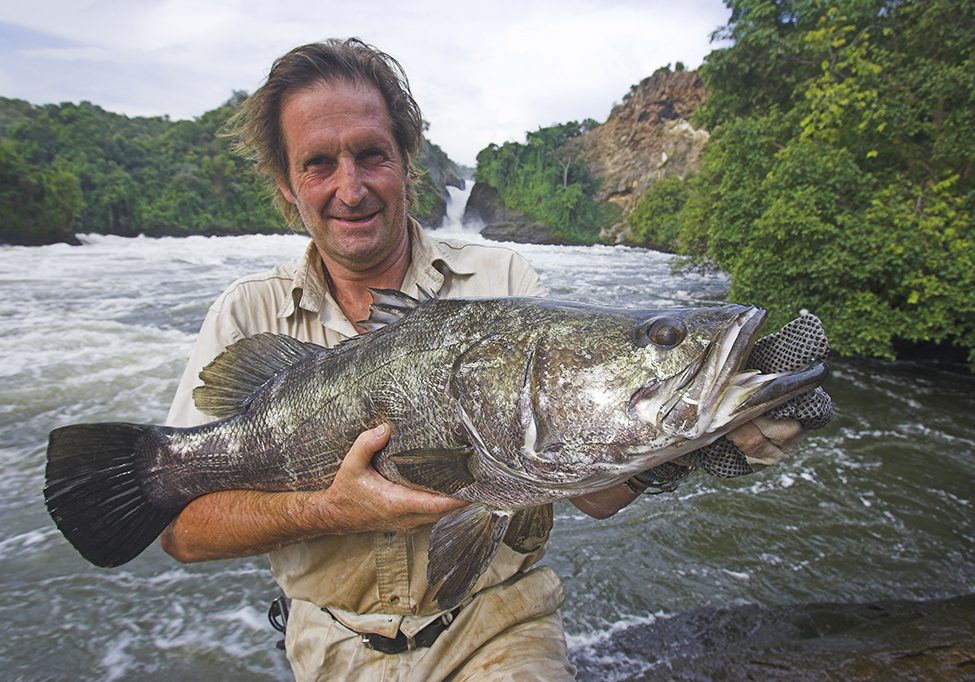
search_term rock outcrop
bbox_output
[464,68,709,245]
[463,183,574,244]
[564,69,709,243]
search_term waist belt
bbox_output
[359,605,463,655]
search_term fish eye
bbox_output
[645,317,686,349]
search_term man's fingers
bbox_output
[328,423,467,532]
[726,417,803,469]
[342,423,391,471]
[752,416,803,445]
[399,489,468,519]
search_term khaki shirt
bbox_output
[166,220,558,635]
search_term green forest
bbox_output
[0,92,457,245]
[627,0,974,368]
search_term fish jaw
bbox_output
[628,305,826,444]
[715,360,828,425]
[626,305,764,440]
[659,306,766,439]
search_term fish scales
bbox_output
[44,291,827,609]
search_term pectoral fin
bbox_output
[503,505,553,553]
[388,449,476,495]
[428,504,511,609]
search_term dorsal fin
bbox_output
[357,288,424,332]
[193,333,324,418]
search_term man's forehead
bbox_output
[283,77,389,119]
[280,80,395,141]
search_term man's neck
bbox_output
[316,231,412,328]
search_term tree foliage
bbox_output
[474,120,617,244]
[0,94,453,244]
[0,137,82,244]
[626,176,690,252]
[666,0,975,367]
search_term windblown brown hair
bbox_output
[224,38,424,229]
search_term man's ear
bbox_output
[276,176,296,204]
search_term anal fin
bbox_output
[428,504,511,609]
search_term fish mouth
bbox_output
[727,361,827,415]
[632,306,826,441]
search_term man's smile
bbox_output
[330,209,381,226]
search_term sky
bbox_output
[0,0,731,167]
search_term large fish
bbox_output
[45,291,827,609]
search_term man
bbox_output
[162,38,805,680]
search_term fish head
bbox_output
[626,305,777,439]
[519,302,826,484]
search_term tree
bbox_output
[474,122,617,243]
[0,138,82,244]
[678,0,975,367]
[627,176,690,251]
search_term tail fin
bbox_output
[44,423,177,567]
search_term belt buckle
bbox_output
[360,632,411,655]
[358,603,463,654]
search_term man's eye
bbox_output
[360,149,386,164]
[305,156,334,171]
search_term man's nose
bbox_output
[335,158,367,207]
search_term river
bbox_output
[2,192,973,680]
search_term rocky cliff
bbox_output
[464,183,576,244]
[565,69,708,243]
[465,68,709,245]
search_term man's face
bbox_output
[276,79,409,273]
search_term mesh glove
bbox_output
[633,313,833,493]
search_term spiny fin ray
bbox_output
[356,288,425,331]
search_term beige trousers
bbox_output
[285,567,576,681]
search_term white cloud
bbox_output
[0,0,730,165]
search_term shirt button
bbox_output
[389,595,400,605]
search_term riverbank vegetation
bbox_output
[631,0,975,368]
[0,94,453,245]
[474,121,618,244]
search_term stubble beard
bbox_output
[299,191,410,274]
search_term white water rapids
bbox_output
[2,186,973,679]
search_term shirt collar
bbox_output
[276,240,329,319]
[277,217,474,321]
[404,217,476,293]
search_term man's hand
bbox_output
[725,416,803,470]
[308,424,468,534]
[688,313,833,478]
[161,424,466,563]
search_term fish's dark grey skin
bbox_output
[45,291,827,609]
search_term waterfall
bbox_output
[437,182,481,236]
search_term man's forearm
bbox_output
[160,489,326,562]
[159,427,468,563]
[570,484,641,519]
